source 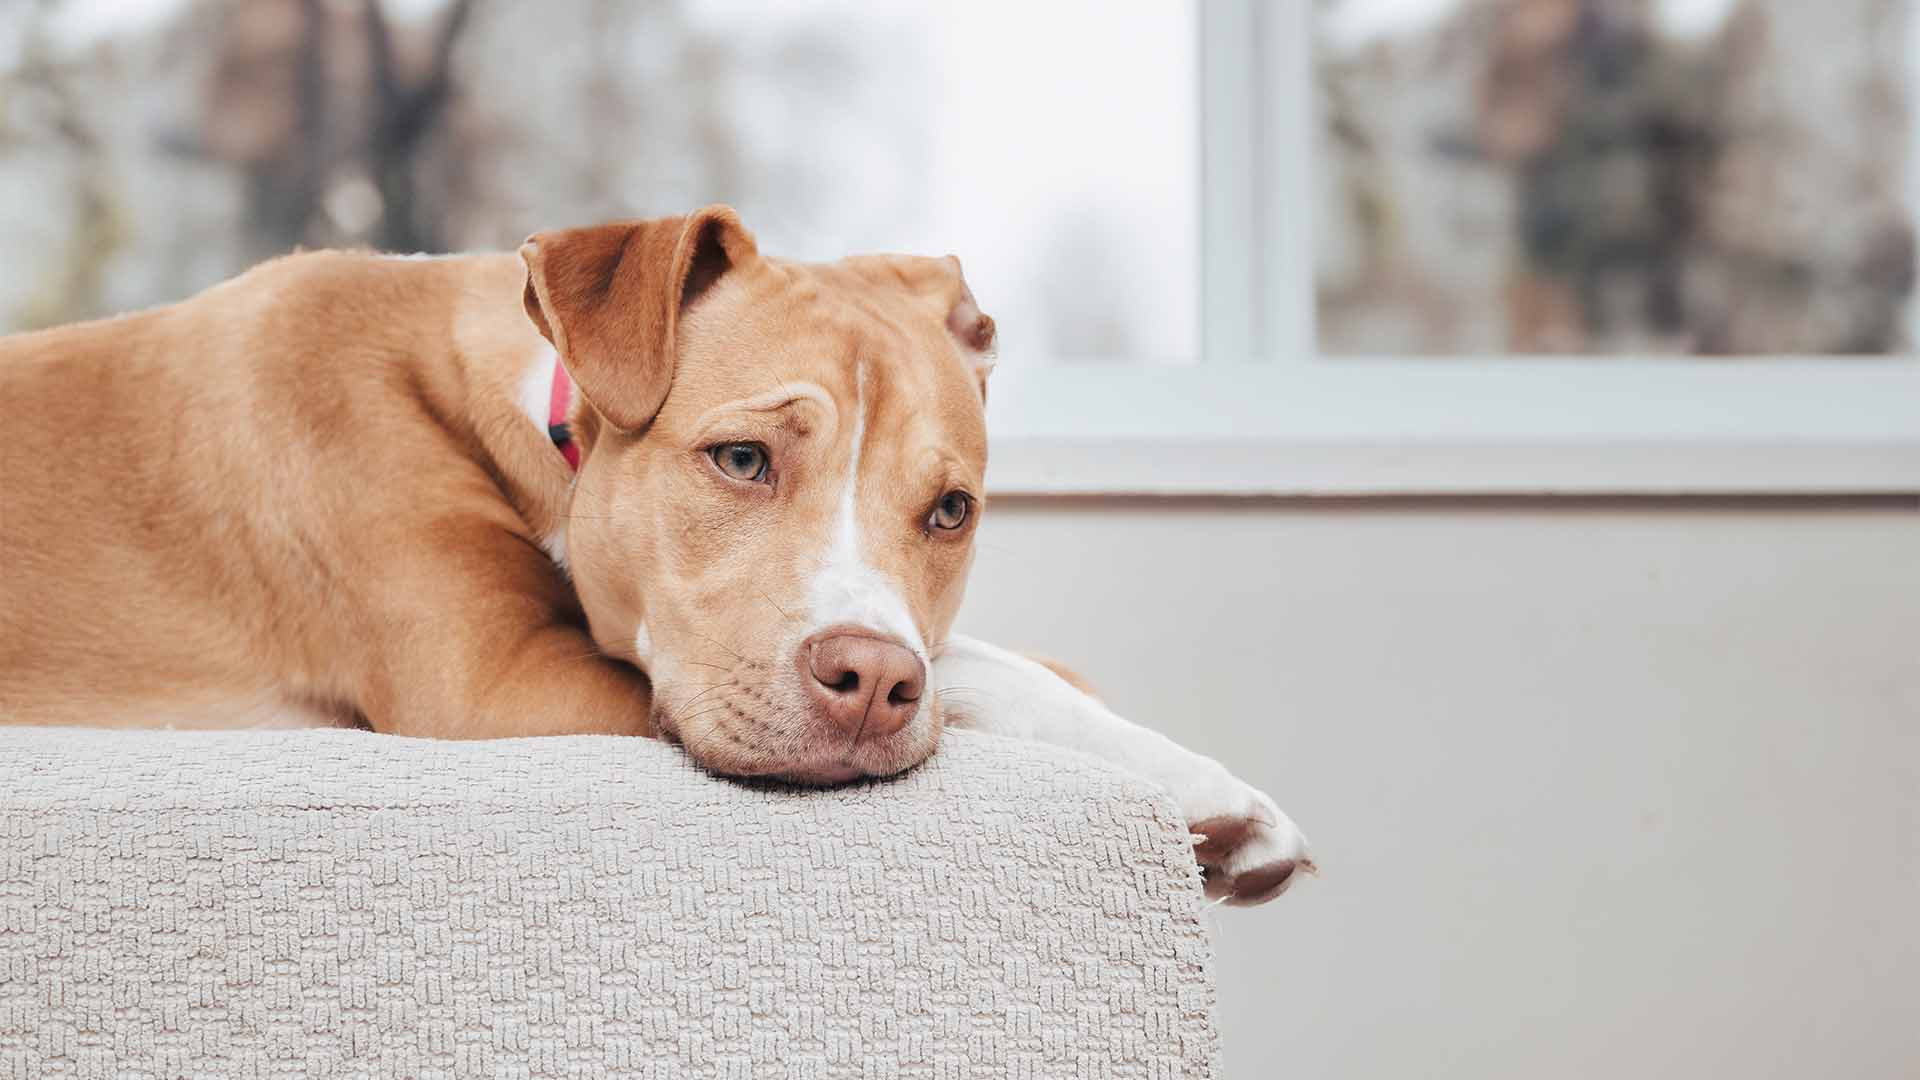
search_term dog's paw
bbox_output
[1183,778,1315,906]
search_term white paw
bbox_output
[1180,773,1315,906]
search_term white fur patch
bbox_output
[540,530,569,575]
[803,362,924,657]
[517,346,571,574]
[933,634,1313,872]
[633,622,653,668]
[517,346,560,431]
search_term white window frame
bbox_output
[983,2,1920,496]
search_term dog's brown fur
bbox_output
[0,208,985,774]
[2,247,605,730]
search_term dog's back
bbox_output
[0,252,536,726]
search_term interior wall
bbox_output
[956,497,1919,1080]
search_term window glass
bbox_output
[0,0,1199,366]
[1314,0,1917,357]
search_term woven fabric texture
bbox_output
[0,726,1218,1078]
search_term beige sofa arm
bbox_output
[0,726,1217,1078]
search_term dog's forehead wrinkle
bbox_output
[691,380,838,431]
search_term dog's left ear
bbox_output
[848,253,996,401]
[520,205,758,431]
[937,256,996,403]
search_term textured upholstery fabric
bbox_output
[0,727,1218,1078]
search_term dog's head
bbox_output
[520,206,995,783]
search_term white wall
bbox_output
[957,499,1920,1080]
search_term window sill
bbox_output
[986,435,1920,497]
[981,363,1920,497]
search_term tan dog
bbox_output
[0,206,1311,904]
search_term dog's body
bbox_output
[0,208,1310,903]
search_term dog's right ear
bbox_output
[520,205,757,431]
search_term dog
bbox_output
[0,206,1312,904]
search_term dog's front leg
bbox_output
[368,619,655,739]
[353,531,656,739]
[933,635,1313,905]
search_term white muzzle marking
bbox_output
[804,362,924,657]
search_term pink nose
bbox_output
[801,629,925,740]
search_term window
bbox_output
[989,1,1920,494]
[696,2,1202,369]
[3,1,1916,493]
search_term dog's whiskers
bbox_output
[673,704,738,732]
[689,630,751,664]
[934,685,1000,703]
[650,647,733,674]
[669,681,733,728]
[755,588,794,623]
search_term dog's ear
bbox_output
[938,255,997,403]
[842,253,996,403]
[520,205,758,431]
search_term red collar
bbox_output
[547,360,580,471]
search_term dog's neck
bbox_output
[515,347,580,468]
[443,253,582,572]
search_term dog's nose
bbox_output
[802,630,925,740]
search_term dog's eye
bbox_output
[710,442,770,483]
[929,490,973,532]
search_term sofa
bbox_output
[0,726,1219,1078]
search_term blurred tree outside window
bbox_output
[9,0,1903,371]
[1315,0,1918,357]
[0,0,1199,366]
